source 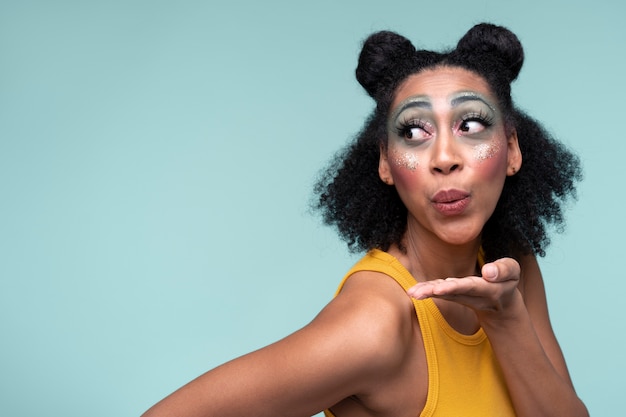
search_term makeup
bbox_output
[473,140,501,162]
[389,95,432,124]
[450,92,498,114]
[389,148,419,171]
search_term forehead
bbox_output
[391,66,495,110]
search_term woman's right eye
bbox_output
[400,122,431,141]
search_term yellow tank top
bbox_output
[324,249,515,417]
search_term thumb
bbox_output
[482,263,499,281]
[482,257,520,283]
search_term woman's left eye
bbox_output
[459,119,487,134]
[457,114,493,135]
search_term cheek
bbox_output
[387,148,425,189]
[473,140,501,161]
[388,147,419,171]
[469,139,508,179]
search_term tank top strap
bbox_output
[334,249,419,296]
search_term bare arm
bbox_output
[142,272,415,417]
[407,255,588,417]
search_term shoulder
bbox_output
[310,270,417,374]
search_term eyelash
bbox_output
[395,119,431,140]
[394,110,495,140]
[459,110,495,132]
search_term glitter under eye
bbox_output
[473,141,501,161]
[389,148,419,171]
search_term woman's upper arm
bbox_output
[142,272,412,417]
[520,254,575,386]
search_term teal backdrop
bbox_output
[1,1,623,416]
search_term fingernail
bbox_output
[483,264,498,279]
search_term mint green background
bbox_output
[1,1,623,416]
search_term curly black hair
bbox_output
[314,23,582,262]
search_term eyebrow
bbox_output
[391,97,432,120]
[450,93,497,112]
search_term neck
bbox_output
[390,224,482,282]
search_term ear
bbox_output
[378,144,394,185]
[506,129,522,176]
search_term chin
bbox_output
[436,228,482,247]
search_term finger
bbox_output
[407,280,439,300]
[408,276,519,312]
[481,257,520,283]
[407,277,482,300]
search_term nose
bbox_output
[430,132,462,174]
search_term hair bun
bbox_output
[356,31,416,99]
[456,23,524,82]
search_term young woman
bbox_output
[143,23,588,417]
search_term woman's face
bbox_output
[379,66,521,247]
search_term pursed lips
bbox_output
[431,189,470,203]
[431,189,471,216]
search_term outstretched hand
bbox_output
[406,258,522,319]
